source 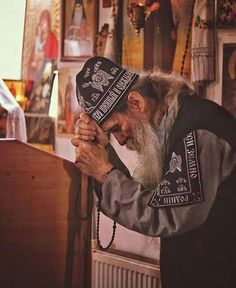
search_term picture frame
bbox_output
[61,0,98,61]
[216,0,236,29]
[212,31,236,117]
[21,0,60,145]
[222,43,236,117]
[57,68,82,135]
[21,0,60,115]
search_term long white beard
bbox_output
[126,120,163,189]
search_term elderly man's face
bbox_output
[101,92,152,149]
[102,110,163,188]
[101,111,135,147]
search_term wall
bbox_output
[0,0,26,79]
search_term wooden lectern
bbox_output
[0,139,92,288]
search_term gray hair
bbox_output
[115,70,191,113]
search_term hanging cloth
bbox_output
[191,0,215,83]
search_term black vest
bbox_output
[160,94,236,288]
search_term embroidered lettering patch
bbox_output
[149,131,203,208]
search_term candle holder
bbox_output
[127,2,151,35]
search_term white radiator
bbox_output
[92,250,160,288]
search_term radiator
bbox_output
[92,250,160,288]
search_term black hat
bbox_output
[76,56,138,124]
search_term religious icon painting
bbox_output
[21,0,59,145]
[217,0,236,28]
[122,0,144,70]
[143,0,177,72]
[22,0,60,114]
[95,0,122,64]
[61,0,98,61]
[94,22,110,57]
[57,68,82,135]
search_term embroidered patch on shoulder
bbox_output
[148,131,204,208]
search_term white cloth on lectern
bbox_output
[0,79,27,142]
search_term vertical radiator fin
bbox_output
[92,250,160,288]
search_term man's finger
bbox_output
[74,119,96,134]
[71,137,80,147]
[77,134,95,141]
[79,112,91,124]
[75,124,96,134]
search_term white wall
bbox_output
[0,0,26,79]
[55,135,75,162]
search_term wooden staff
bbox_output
[75,173,93,288]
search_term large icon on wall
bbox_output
[143,0,177,72]
[61,0,98,61]
[21,0,60,144]
[22,3,59,114]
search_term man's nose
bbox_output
[113,132,128,146]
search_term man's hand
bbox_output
[71,112,109,147]
[71,112,113,182]
[74,141,113,183]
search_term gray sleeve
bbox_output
[93,143,131,199]
[100,130,236,237]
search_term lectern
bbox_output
[0,139,92,288]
